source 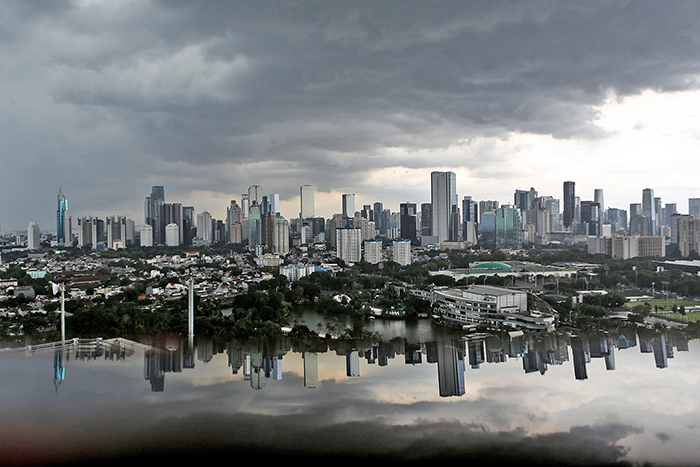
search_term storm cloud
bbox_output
[2,0,700,229]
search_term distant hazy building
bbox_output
[480,210,497,248]
[690,198,700,220]
[27,221,40,250]
[607,208,628,233]
[144,186,164,245]
[588,235,665,259]
[676,216,700,257]
[328,214,347,248]
[352,216,376,241]
[300,185,315,219]
[495,205,522,249]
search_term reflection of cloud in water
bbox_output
[102,415,644,466]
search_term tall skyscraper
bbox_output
[514,189,529,210]
[642,188,656,234]
[431,171,457,243]
[399,202,417,242]
[563,181,575,229]
[342,194,356,218]
[580,201,601,236]
[145,186,165,245]
[56,188,71,246]
[226,200,242,244]
[420,203,432,237]
[300,185,315,219]
[77,216,93,249]
[248,185,264,209]
[241,194,250,219]
[462,196,478,244]
[182,206,195,245]
[495,205,522,249]
[594,189,605,223]
[373,202,385,234]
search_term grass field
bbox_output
[651,312,700,323]
[623,299,698,310]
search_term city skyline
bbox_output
[3,2,700,231]
[6,179,700,237]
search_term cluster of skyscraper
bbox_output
[30,177,700,259]
[142,185,289,255]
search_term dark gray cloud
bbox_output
[2,0,700,229]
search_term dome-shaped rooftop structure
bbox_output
[470,262,513,271]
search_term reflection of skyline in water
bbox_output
[2,327,700,467]
[33,326,692,395]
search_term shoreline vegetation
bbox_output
[2,244,700,348]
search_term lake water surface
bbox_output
[2,317,699,466]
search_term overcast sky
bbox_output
[3,0,700,232]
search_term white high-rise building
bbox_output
[165,223,180,247]
[363,239,383,264]
[337,227,362,263]
[272,216,290,255]
[431,171,457,243]
[196,211,213,246]
[140,225,153,247]
[27,221,40,250]
[393,239,411,266]
[300,185,315,219]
